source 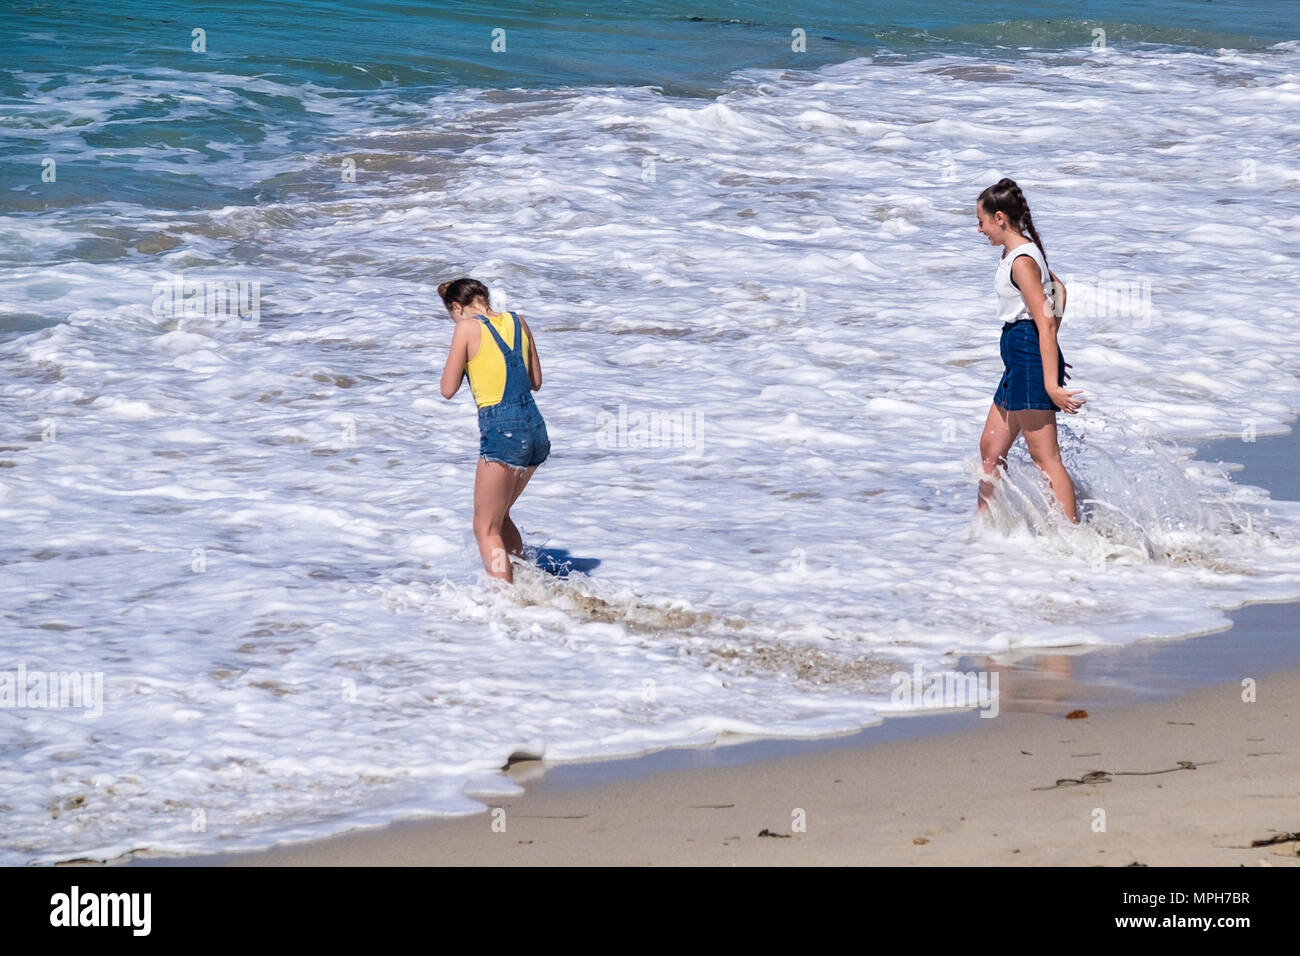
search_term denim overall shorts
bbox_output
[994,319,1067,412]
[475,312,550,469]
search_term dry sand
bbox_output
[153,666,1298,867]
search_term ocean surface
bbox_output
[2,1,1300,864]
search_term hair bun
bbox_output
[438,277,491,311]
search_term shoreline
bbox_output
[106,425,1300,867]
[142,666,1300,867]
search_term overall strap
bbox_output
[508,312,524,357]
[476,313,513,357]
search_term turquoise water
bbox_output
[3,0,1297,219]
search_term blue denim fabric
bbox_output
[993,319,1066,412]
[475,312,550,469]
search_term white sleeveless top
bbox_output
[994,241,1054,324]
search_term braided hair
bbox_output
[978,178,1049,273]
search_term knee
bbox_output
[1029,447,1061,468]
[979,441,1007,466]
[473,514,501,538]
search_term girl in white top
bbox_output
[974,178,1084,524]
[996,240,1054,325]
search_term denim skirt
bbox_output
[994,319,1066,412]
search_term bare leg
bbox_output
[1014,409,1078,523]
[499,465,536,558]
[500,516,524,558]
[473,459,521,583]
[976,402,1020,515]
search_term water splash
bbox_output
[972,411,1266,573]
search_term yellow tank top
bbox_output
[465,311,531,408]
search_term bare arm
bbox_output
[519,314,542,390]
[1013,256,1083,413]
[1048,270,1072,380]
[440,320,473,399]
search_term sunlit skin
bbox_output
[440,295,543,584]
[975,202,1083,524]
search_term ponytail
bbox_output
[1020,208,1049,274]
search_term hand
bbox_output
[1048,385,1085,413]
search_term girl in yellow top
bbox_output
[438,277,549,584]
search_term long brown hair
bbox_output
[978,178,1048,272]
